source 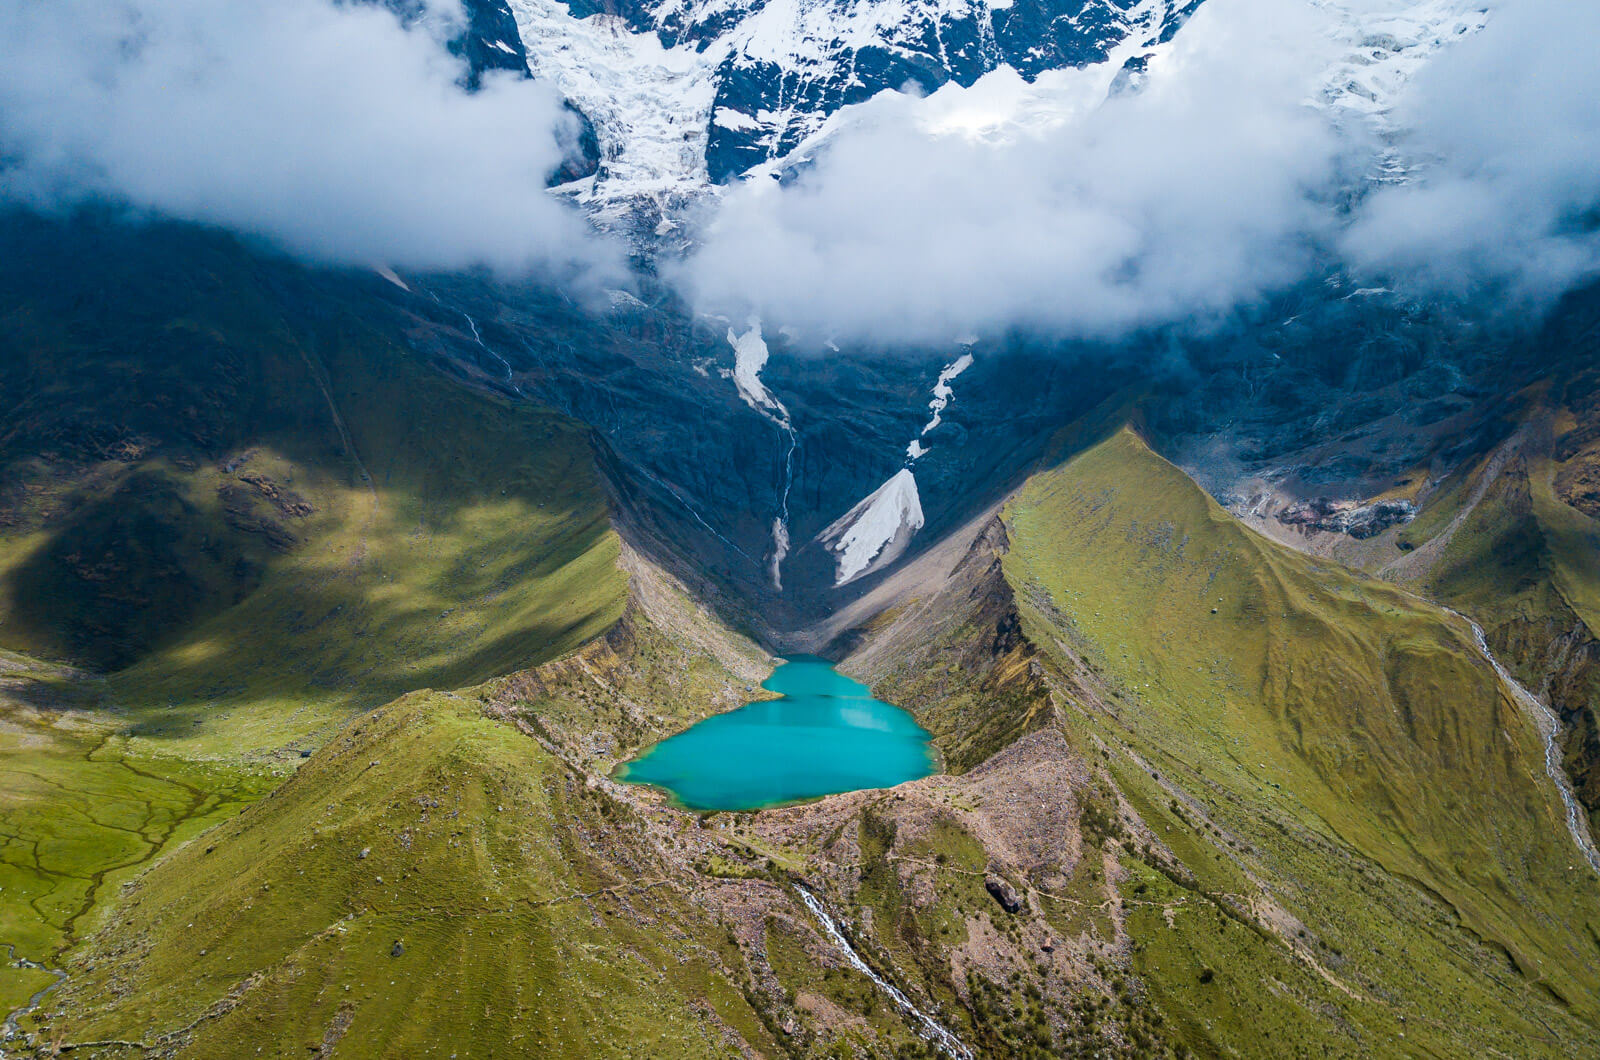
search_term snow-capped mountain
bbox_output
[379,0,1506,616]
[488,0,1491,241]
[500,0,1205,228]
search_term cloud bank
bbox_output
[677,0,1357,344]
[1,0,1593,341]
[680,0,1600,345]
[0,0,620,279]
[1341,0,1600,303]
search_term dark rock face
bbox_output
[397,266,1120,634]
[373,0,601,182]
[985,875,1023,913]
[451,0,536,88]
[1276,497,1417,539]
[545,102,604,185]
[375,0,530,86]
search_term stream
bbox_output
[1450,608,1600,873]
[769,425,797,590]
[1,943,67,1056]
[795,886,974,1060]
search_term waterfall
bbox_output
[795,886,974,1059]
[462,312,522,396]
[1448,609,1600,873]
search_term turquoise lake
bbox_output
[618,656,936,811]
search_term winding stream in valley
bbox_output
[1,944,67,1055]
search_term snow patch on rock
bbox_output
[727,320,798,588]
[728,321,792,426]
[920,351,973,439]
[374,265,410,291]
[818,468,926,585]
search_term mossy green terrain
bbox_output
[0,654,276,1015]
[1389,407,1600,830]
[1001,428,1600,1055]
[28,690,774,1057]
[0,216,629,1025]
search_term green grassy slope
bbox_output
[0,654,278,1016]
[0,216,630,1018]
[1002,428,1600,1055]
[31,689,774,1057]
[1397,417,1600,827]
[0,215,626,755]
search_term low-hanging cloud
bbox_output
[1341,0,1600,304]
[677,0,1360,345]
[679,0,1600,346]
[2,0,1592,339]
[0,0,621,281]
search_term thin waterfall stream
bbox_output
[795,886,974,1060]
[1448,608,1600,873]
[770,424,797,589]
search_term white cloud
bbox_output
[0,0,623,281]
[2,0,1592,336]
[678,0,1600,345]
[1341,0,1600,303]
[676,0,1359,345]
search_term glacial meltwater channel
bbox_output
[617,656,936,811]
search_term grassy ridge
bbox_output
[0,218,630,1018]
[1404,422,1600,821]
[1002,428,1600,1054]
[32,690,771,1057]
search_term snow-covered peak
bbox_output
[1314,0,1489,130]
[1310,0,1490,182]
[506,0,1207,229]
[505,0,1488,239]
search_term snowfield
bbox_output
[818,468,927,584]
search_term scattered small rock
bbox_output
[358,847,370,860]
[1277,497,1415,539]
[390,941,404,958]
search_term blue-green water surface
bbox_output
[618,656,936,811]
